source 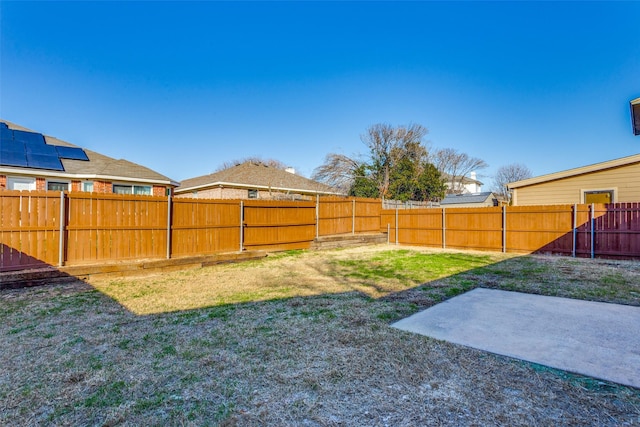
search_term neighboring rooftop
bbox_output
[507,153,640,189]
[0,119,177,185]
[177,161,344,196]
[440,192,497,206]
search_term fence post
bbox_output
[572,204,577,258]
[387,223,390,244]
[166,194,172,259]
[352,199,356,235]
[240,201,244,252]
[502,206,506,253]
[58,191,65,267]
[316,194,319,239]
[395,207,399,245]
[590,203,595,259]
[442,208,446,249]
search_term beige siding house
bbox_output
[176,161,344,200]
[507,154,640,206]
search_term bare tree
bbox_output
[312,123,431,198]
[311,153,361,194]
[216,157,289,172]
[431,148,488,194]
[362,123,429,197]
[492,163,533,200]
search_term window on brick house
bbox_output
[47,181,69,191]
[248,189,258,199]
[113,184,151,195]
[7,176,36,191]
[82,181,94,192]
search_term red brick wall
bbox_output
[0,175,6,190]
[36,177,46,191]
[153,185,169,196]
[93,180,111,193]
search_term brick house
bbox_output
[0,120,177,195]
[176,161,344,200]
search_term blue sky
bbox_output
[1,1,639,186]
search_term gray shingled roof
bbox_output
[1,120,177,185]
[440,192,496,205]
[177,162,344,195]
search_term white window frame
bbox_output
[6,176,36,191]
[248,189,258,199]
[112,183,152,195]
[82,181,94,192]
[581,188,617,204]
[46,179,71,192]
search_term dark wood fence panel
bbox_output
[171,198,240,257]
[65,193,168,264]
[592,203,640,258]
[243,200,316,251]
[0,190,61,270]
[574,204,593,257]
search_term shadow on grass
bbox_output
[82,249,516,316]
[78,246,640,320]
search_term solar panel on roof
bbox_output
[0,150,29,167]
[26,143,58,156]
[13,130,45,144]
[55,145,89,161]
[0,126,90,171]
[1,140,25,153]
[0,127,12,140]
[26,153,64,171]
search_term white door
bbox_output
[7,177,36,191]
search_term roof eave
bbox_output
[0,167,179,187]
[175,181,345,196]
[507,154,640,189]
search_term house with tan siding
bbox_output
[176,161,344,200]
[507,153,640,206]
[0,120,177,195]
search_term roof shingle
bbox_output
[177,162,343,195]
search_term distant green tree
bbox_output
[387,155,418,201]
[313,123,446,201]
[349,164,379,198]
[414,162,447,201]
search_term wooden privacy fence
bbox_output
[382,203,640,259]
[2,191,639,272]
[0,192,381,271]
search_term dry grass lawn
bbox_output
[1,245,639,426]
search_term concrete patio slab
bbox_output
[392,288,640,389]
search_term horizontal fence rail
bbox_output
[1,191,639,272]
